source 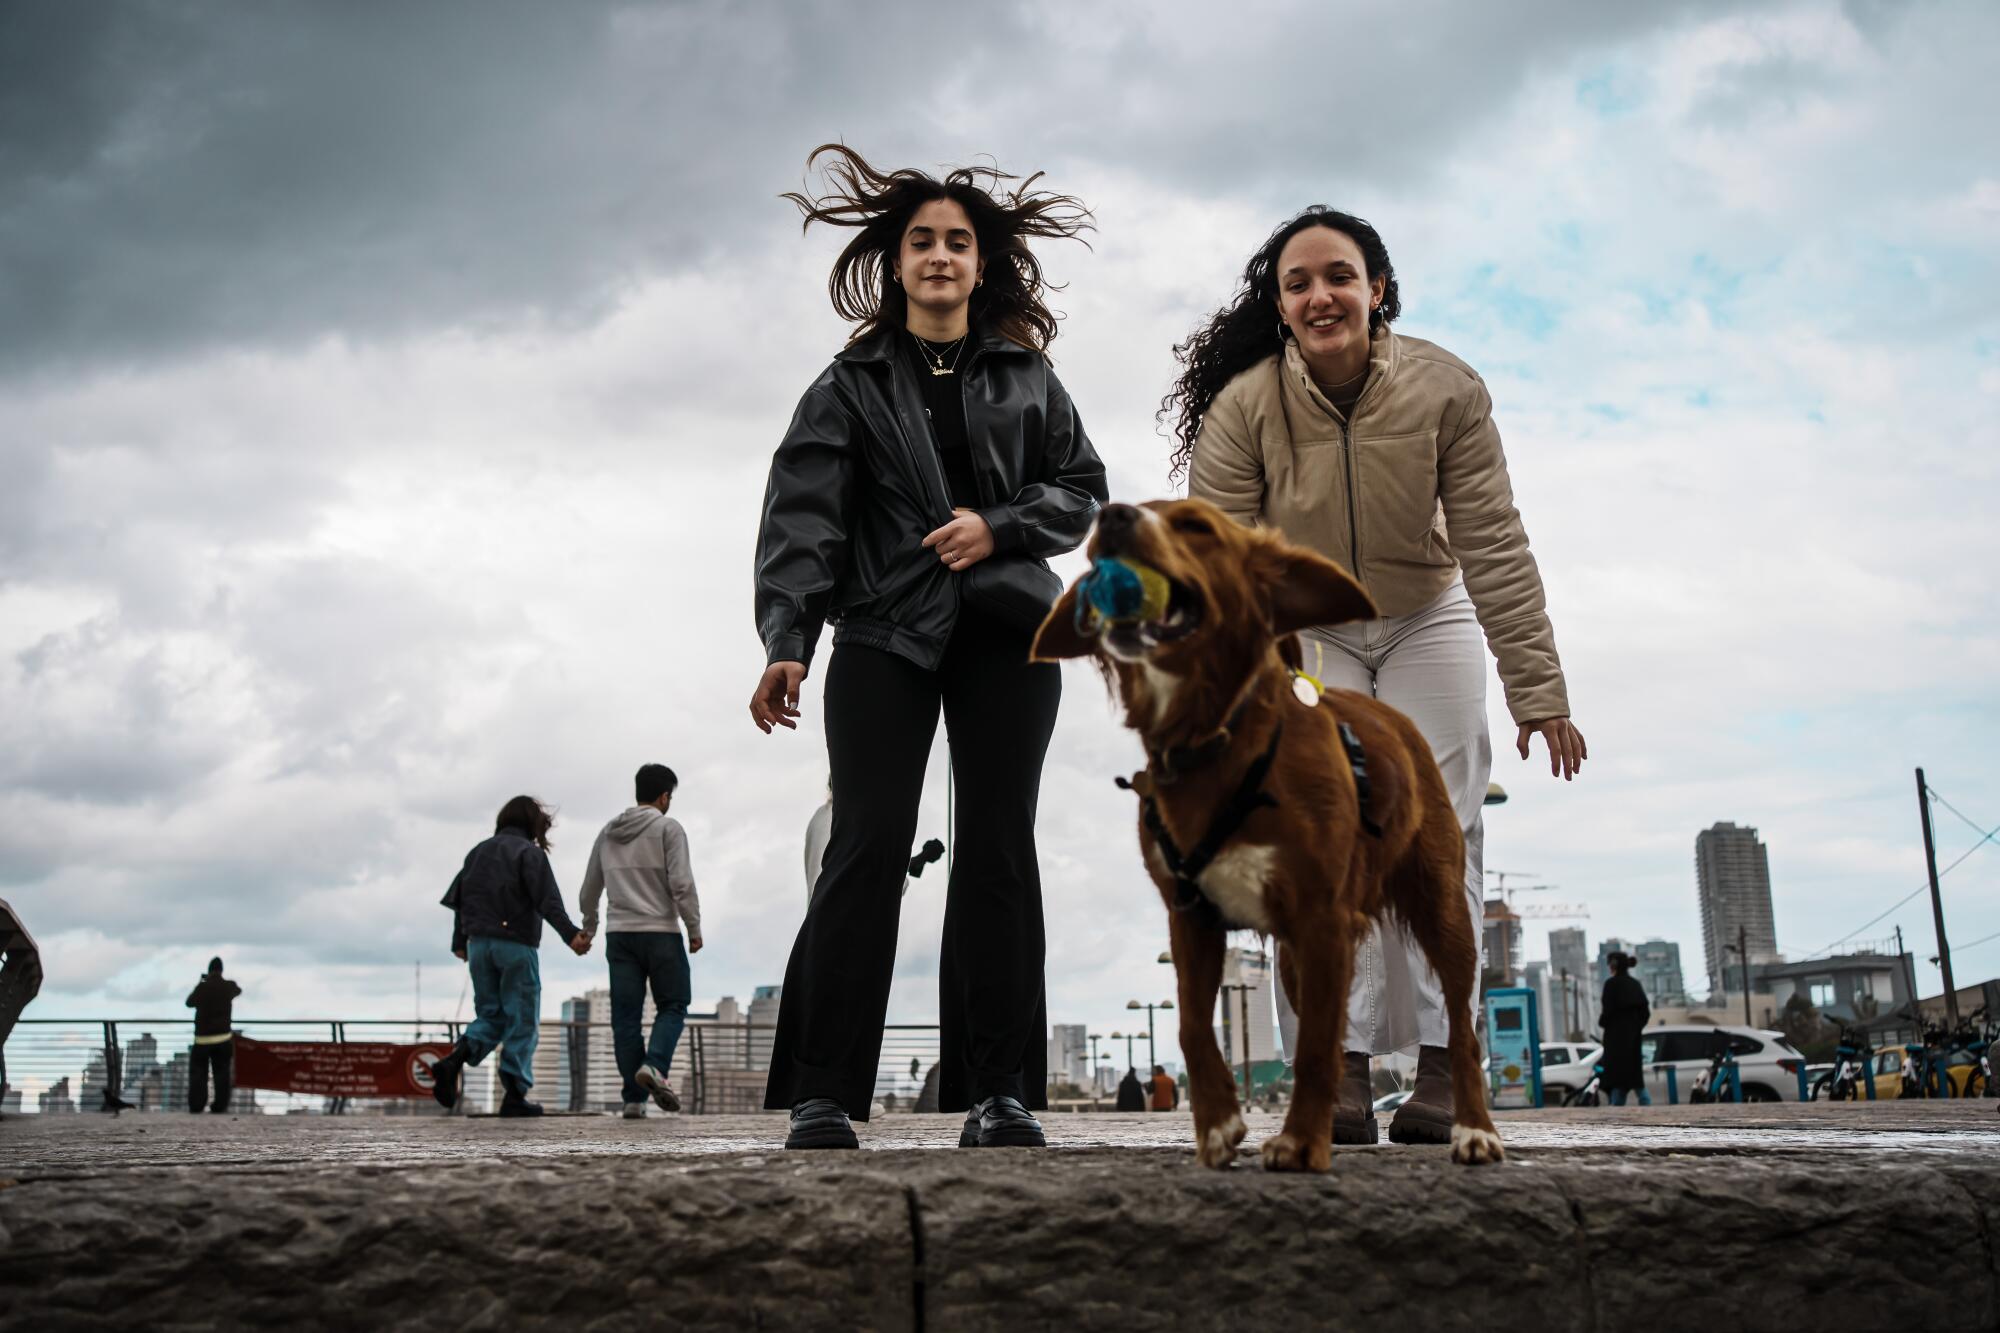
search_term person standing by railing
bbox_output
[432,795,590,1117]
[578,763,703,1120]
[185,957,240,1113]
[0,898,42,1117]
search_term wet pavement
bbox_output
[7,1098,1999,1174]
[5,1102,1998,1330]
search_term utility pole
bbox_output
[1895,924,1919,1018]
[1738,924,1752,1027]
[1559,968,1571,1041]
[1916,768,1959,1025]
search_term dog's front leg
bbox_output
[1169,909,1243,1168]
[1261,919,1351,1173]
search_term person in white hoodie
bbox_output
[579,763,703,1118]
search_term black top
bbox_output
[755,323,1107,672]
[903,332,979,508]
[440,826,581,953]
[186,975,241,1037]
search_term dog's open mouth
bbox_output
[1104,576,1203,658]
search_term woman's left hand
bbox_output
[1517,717,1588,781]
[923,510,995,571]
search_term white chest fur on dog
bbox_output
[1150,840,1278,933]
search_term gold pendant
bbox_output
[931,367,953,376]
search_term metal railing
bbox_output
[1,1018,942,1117]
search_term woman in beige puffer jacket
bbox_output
[1166,206,1587,1147]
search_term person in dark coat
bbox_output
[1116,1067,1147,1112]
[0,898,43,1117]
[185,957,241,1112]
[431,796,591,1117]
[1598,952,1652,1106]
[749,145,1106,1153]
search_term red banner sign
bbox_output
[233,1037,454,1099]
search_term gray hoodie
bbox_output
[579,806,702,937]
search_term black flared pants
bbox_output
[764,609,1058,1120]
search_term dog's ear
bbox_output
[1259,540,1378,637]
[1030,581,1098,661]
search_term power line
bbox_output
[1804,802,2000,961]
[1951,926,2000,956]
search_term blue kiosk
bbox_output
[1483,986,1544,1109]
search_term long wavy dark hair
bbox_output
[494,795,554,852]
[1162,207,1402,481]
[782,143,1093,352]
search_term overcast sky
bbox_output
[4,0,1996,1076]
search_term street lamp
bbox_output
[1110,1030,1141,1070]
[1088,1033,1104,1107]
[1127,998,1175,1069]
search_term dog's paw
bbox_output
[1449,1123,1506,1166]
[1259,1130,1331,1174]
[1194,1111,1247,1169]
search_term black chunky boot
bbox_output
[430,1040,471,1110]
[498,1071,544,1118]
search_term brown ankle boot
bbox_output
[1389,1045,1456,1144]
[1332,1051,1379,1145]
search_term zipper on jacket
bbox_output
[1342,419,1361,576]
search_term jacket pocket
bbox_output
[1355,428,1442,567]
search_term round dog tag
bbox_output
[1291,673,1321,707]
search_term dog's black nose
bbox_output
[1099,504,1139,532]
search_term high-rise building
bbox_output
[1048,1024,1088,1090]
[1218,947,1278,1064]
[1696,822,1779,998]
[1548,928,1592,1039]
[748,985,783,1071]
[39,1076,76,1114]
[1522,960,1557,1044]
[1632,938,1688,1006]
[1484,901,1525,987]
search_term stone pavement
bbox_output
[4,1101,1998,1330]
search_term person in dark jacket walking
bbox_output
[185,958,241,1112]
[1115,1067,1147,1112]
[432,796,589,1117]
[750,145,1106,1152]
[1598,951,1652,1106]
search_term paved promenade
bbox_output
[5,1102,1998,1329]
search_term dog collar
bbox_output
[1119,720,1286,930]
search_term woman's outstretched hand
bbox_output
[1517,717,1587,780]
[923,510,995,572]
[750,661,807,733]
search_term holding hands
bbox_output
[570,932,592,957]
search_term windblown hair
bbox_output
[494,795,555,852]
[1162,207,1401,481]
[782,143,1093,352]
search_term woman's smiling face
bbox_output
[1275,224,1385,378]
[897,198,984,317]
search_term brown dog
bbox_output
[1032,498,1502,1170]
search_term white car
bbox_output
[1537,1043,1603,1104]
[1639,1025,1808,1103]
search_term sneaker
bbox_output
[622,1102,647,1120]
[971,1095,1046,1148]
[635,1063,682,1113]
[785,1097,858,1150]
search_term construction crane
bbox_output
[1515,903,1590,920]
[1484,869,1560,907]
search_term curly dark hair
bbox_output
[782,143,1093,352]
[1162,207,1401,481]
[494,795,554,852]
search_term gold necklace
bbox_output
[912,330,968,376]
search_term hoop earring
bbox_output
[1276,318,1292,343]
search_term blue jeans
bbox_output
[1607,1085,1652,1106]
[462,936,541,1088]
[608,932,690,1104]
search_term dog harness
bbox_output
[1117,700,1384,931]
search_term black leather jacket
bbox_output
[755,324,1107,670]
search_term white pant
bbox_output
[1274,576,1491,1057]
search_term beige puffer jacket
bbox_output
[1190,326,1569,724]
